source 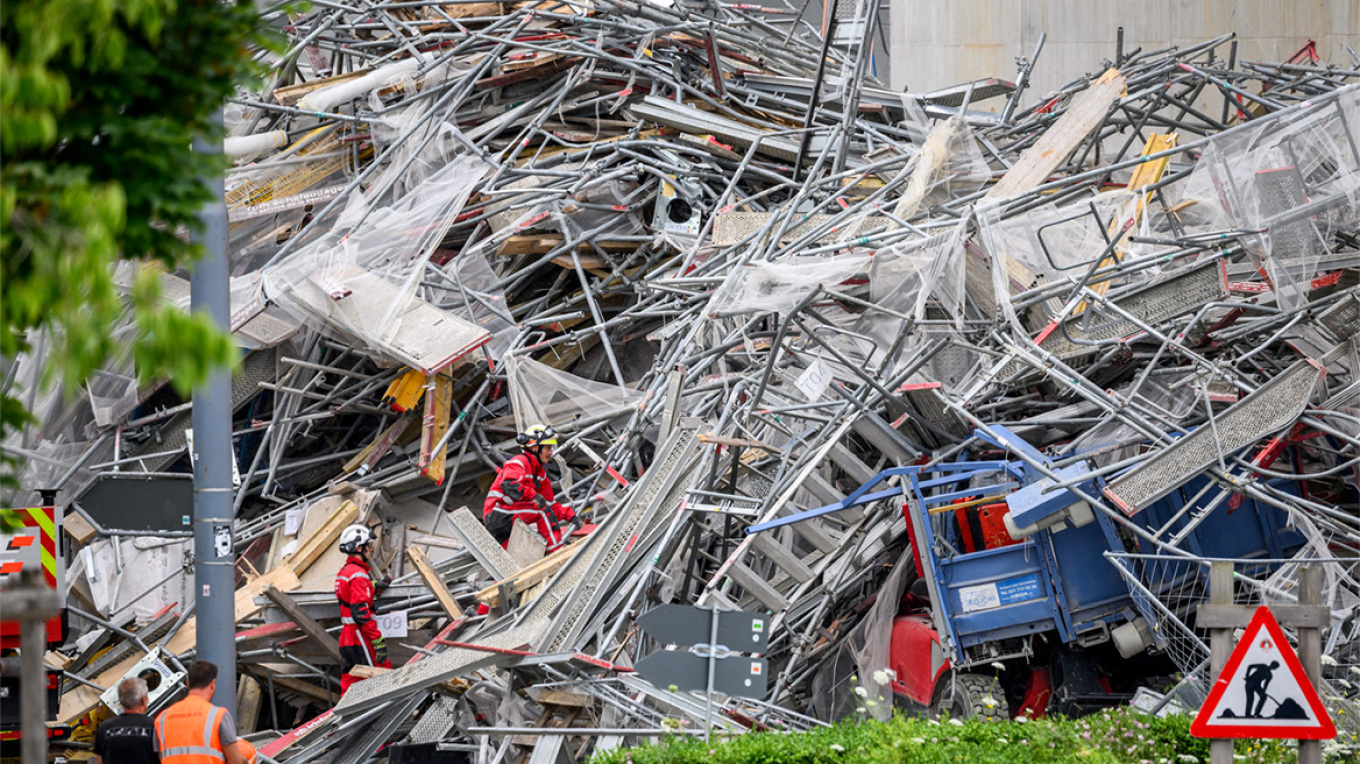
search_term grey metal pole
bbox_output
[11,570,61,764]
[192,112,239,711]
[705,603,719,742]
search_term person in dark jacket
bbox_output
[94,677,159,764]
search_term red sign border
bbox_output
[1191,605,1336,740]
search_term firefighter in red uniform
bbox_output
[483,424,581,553]
[334,524,391,695]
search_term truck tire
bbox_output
[936,673,1009,722]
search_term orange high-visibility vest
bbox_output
[155,695,228,764]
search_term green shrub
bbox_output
[590,708,1352,764]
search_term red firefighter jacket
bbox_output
[482,452,576,551]
[335,555,380,645]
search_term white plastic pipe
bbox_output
[224,130,288,158]
[297,58,420,114]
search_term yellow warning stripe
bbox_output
[25,506,55,539]
[3,507,58,583]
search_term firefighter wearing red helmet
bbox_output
[483,424,580,553]
[334,524,391,694]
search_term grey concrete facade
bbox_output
[889,0,1359,103]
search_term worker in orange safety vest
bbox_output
[335,524,391,694]
[483,424,580,554]
[154,660,247,764]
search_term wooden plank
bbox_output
[268,674,334,703]
[344,414,416,474]
[1196,603,1330,629]
[420,371,453,484]
[984,68,1127,202]
[407,545,464,620]
[264,585,343,662]
[63,511,98,544]
[473,542,584,608]
[164,564,302,655]
[526,686,593,708]
[282,499,358,577]
[237,675,263,735]
[980,68,1127,305]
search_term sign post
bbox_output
[1193,564,1333,762]
[635,604,768,741]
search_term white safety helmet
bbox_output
[516,423,558,448]
[338,524,376,554]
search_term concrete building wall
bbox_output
[888,0,1359,104]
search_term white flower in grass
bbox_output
[1177,755,1199,763]
[981,695,999,708]
[853,686,868,698]
[1323,654,1340,667]
[829,744,845,753]
[872,669,894,686]
[1337,678,1354,690]
[1014,716,1028,724]
[991,662,1006,671]
[949,718,963,726]
[909,738,925,745]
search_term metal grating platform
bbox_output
[332,624,535,715]
[329,693,426,764]
[446,506,519,580]
[999,259,1228,382]
[535,420,705,653]
[1321,288,1360,340]
[405,695,461,744]
[1104,359,1324,515]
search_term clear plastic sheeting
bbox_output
[977,190,1144,291]
[807,544,914,722]
[504,355,644,432]
[871,217,968,325]
[887,117,989,224]
[1192,89,1360,309]
[706,252,871,317]
[263,153,494,372]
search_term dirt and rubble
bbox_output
[5,1,1360,761]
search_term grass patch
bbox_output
[590,708,1356,763]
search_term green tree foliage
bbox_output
[1,0,274,491]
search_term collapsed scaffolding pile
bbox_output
[6,0,1360,759]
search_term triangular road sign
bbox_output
[1191,605,1336,739]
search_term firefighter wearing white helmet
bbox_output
[483,424,580,553]
[334,524,390,694]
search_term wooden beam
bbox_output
[407,545,464,620]
[267,674,335,703]
[63,511,98,545]
[474,542,583,608]
[264,585,342,662]
[237,675,263,735]
[283,499,358,577]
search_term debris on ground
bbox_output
[5,2,1360,760]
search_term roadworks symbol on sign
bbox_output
[1191,605,1336,740]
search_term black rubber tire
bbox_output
[935,673,1010,722]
